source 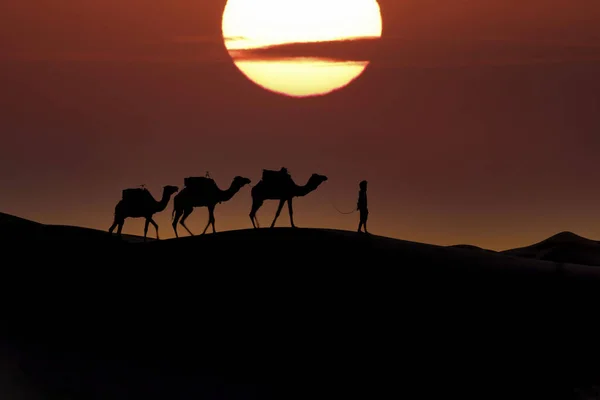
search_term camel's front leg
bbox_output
[202,206,216,234]
[143,219,150,241]
[270,199,285,228]
[209,205,217,234]
[149,217,160,240]
[287,198,296,228]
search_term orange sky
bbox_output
[1,0,600,250]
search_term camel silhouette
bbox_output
[171,175,251,237]
[249,170,328,228]
[108,185,179,241]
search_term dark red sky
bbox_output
[1,0,600,250]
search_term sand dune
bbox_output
[3,212,600,399]
[0,212,151,243]
[448,243,497,253]
[3,211,599,268]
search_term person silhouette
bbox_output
[357,180,368,234]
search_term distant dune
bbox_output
[502,231,600,266]
[3,211,600,399]
[448,243,497,253]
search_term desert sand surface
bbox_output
[1,212,600,399]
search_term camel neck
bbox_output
[156,191,171,211]
[294,179,318,197]
[220,184,240,202]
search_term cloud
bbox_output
[229,36,600,67]
[172,35,225,44]
[0,50,233,64]
[230,37,381,63]
[2,35,598,67]
[224,36,249,42]
[0,34,231,63]
[171,35,250,45]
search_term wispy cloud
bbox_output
[2,35,599,67]
[0,49,231,64]
[224,36,248,42]
[172,35,223,44]
[229,36,600,67]
[230,36,382,62]
[171,35,249,44]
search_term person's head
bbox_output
[359,180,368,190]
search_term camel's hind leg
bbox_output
[110,218,125,238]
[172,208,184,238]
[249,198,264,229]
[270,199,285,228]
[179,207,195,236]
[108,220,118,235]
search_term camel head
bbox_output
[232,176,252,188]
[163,185,179,196]
[309,173,328,187]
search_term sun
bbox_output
[221,0,383,98]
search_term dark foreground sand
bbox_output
[2,213,600,399]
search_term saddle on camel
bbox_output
[262,167,292,186]
[183,175,218,193]
[122,186,153,205]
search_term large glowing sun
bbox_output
[222,0,383,98]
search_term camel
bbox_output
[108,185,179,241]
[171,175,251,237]
[249,172,328,229]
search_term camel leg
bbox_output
[250,198,263,229]
[201,214,211,235]
[208,205,217,234]
[180,207,195,236]
[108,220,118,234]
[172,208,184,238]
[149,217,160,240]
[287,198,296,228]
[116,220,124,237]
[109,204,122,236]
[109,214,124,236]
[144,219,150,241]
[270,199,285,228]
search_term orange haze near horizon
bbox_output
[1,0,600,251]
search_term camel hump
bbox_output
[184,176,217,192]
[262,168,291,185]
[122,188,152,204]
